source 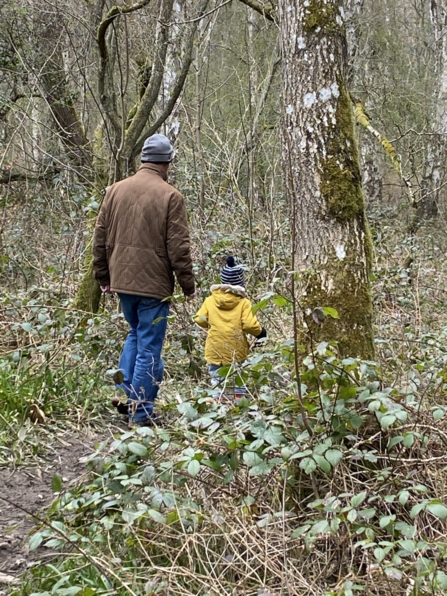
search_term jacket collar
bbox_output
[210,284,247,297]
[138,162,168,181]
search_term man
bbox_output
[93,133,195,427]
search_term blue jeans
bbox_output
[117,294,169,422]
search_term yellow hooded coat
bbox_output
[194,284,262,365]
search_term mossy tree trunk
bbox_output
[278,0,375,359]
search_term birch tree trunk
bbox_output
[418,0,447,219]
[278,0,374,359]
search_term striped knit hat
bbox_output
[221,256,245,287]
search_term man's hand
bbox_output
[100,285,111,293]
[185,291,197,300]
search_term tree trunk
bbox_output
[360,129,383,205]
[417,0,447,220]
[278,0,374,359]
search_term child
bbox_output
[194,256,266,398]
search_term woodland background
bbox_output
[2,1,447,595]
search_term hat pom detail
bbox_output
[226,256,235,267]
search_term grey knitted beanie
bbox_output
[141,134,174,163]
[221,256,245,287]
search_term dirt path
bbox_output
[0,426,116,593]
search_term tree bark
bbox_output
[417,0,447,219]
[278,0,374,359]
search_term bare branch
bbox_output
[96,0,154,139]
[96,0,153,59]
[237,0,276,22]
[130,0,211,159]
[123,0,175,153]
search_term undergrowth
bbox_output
[2,202,447,593]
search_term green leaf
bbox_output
[273,295,288,307]
[398,539,416,553]
[21,322,32,332]
[403,433,415,448]
[299,457,316,474]
[128,442,148,457]
[122,509,143,524]
[292,524,311,538]
[325,449,342,467]
[57,589,82,596]
[322,306,339,319]
[436,571,447,589]
[29,532,43,551]
[351,491,367,508]
[249,462,275,476]
[51,473,63,493]
[264,427,285,446]
[188,459,200,477]
[399,491,410,506]
[388,436,403,449]
[380,414,396,430]
[347,508,357,523]
[243,451,263,467]
[313,454,331,473]
[148,509,166,524]
[374,547,386,563]
[433,409,445,421]
[410,503,426,519]
[379,514,396,528]
[426,502,447,519]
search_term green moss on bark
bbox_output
[320,81,364,221]
[301,243,374,360]
[303,81,374,358]
[304,0,341,34]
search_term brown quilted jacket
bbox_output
[92,163,195,299]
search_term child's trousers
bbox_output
[208,364,247,399]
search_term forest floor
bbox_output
[0,418,125,593]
